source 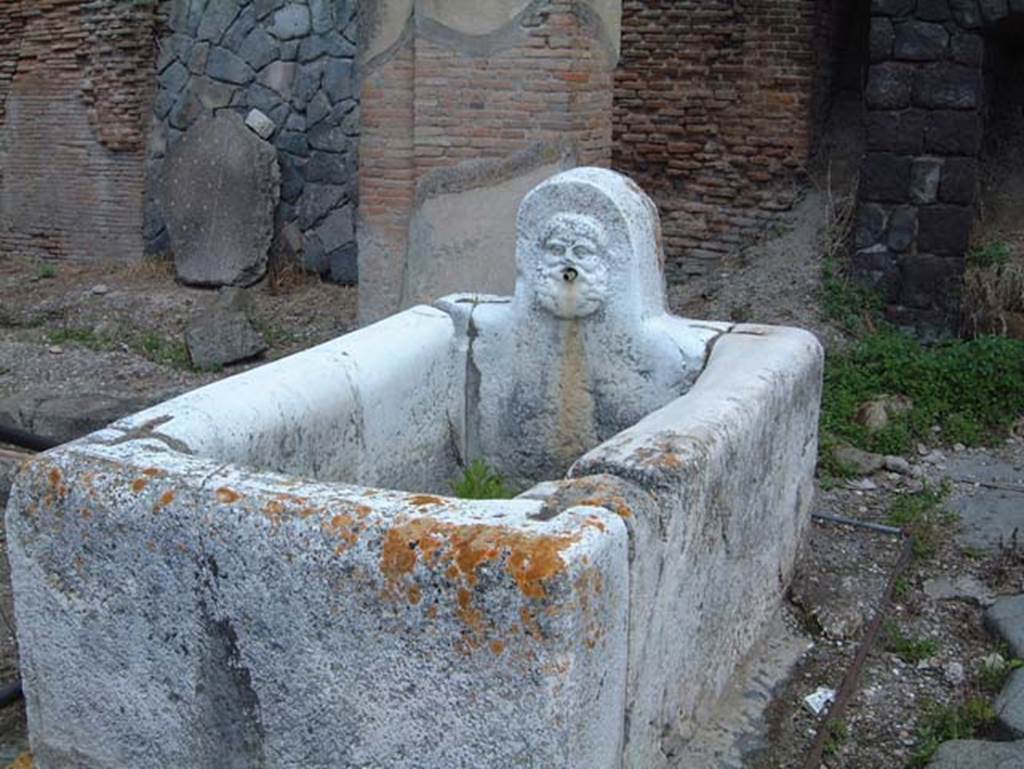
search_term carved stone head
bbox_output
[513,167,666,325]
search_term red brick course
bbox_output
[613,0,831,277]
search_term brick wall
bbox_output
[0,1,156,264]
[357,0,619,320]
[612,0,831,278]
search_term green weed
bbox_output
[138,332,191,370]
[820,330,1024,462]
[822,258,882,337]
[968,241,1012,269]
[452,459,514,500]
[824,718,849,755]
[977,650,1024,694]
[46,327,115,351]
[907,698,997,768]
[883,619,938,664]
[885,484,955,560]
[35,263,56,280]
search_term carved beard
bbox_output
[533,252,609,319]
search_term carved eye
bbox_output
[562,267,578,283]
[573,244,595,258]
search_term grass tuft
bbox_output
[452,459,514,500]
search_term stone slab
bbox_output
[986,594,1024,659]
[163,112,280,287]
[0,391,169,446]
[927,739,1024,768]
[997,669,1024,738]
[948,451,1024,553]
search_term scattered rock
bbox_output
[884,455,912,474]
[996,669,1024,738]
[926,739,1024,768]
[923,450,947,465]
[846,477,879,491]
[245,108,276,140]
[943,661,965,686]
[791,571,879,641]
[833,445,887,475]
[184,288,268,369]
[923,574,994,606]
[986,595,1024,659]
[48,345,63,355]
[0,391,168,445]
[163,112,280,287]
[91,283,109,295]
[856,394,913,432]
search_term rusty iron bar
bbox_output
[799,520,915,769]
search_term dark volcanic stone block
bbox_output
[865,63,915,109]
[855,203,889,249]
[887,205,918,252]
[948,0,983,28]
[870,19,895,61]
[861,153,912,202]
[872,0,915,14]
[939,157,978,204]
[917,205,973,255]
[925,110,982,154]
[894,21,949,61]
[917,0,953,20]
[951,33,984,65]
[910,157,943,204]
[866,109,925,153]
[912,63,982,109]
[900,254,964,309]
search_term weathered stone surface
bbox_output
[163,112,280,286]
[306,89,332,125]
[168,86,203,130]
[196,2,237,43]
[269,3,311,39]
[323,58,353,102]
[872,0,915,14]
[922,574,994,605]
[855,203,888,249]
[276,129,309,156]
[298,183,345,228]
[979,0,1011,22]
[238,26,279,70]
[244,108,276,139]
[258,60,297,97]
[926,740,1024,768]
[278,153,306,203]
[951,32,984,65]
[925,110,982,154]
[206,46,253,85]
[329,241,358,283]
[912,63,982,109]
[299,30,355,61]
[894,21,949,60]
[832,445,886,474]
[305,149,351,183]
[184,288,268,368]
[8,168,822,769]
[192,76,234,109]
[158,60,189,94]
[901,254,963,307]
[918,0,953,20]
[917,205,972,255]
[986,595,1024,659]
[861,152,911,202]
[313,204,353,252]
[865,63,914,109]
[222,4,257,50]
[887,205,918,252]
[866,109,925,153]
[308,122,348,152]
[948,0,984,28]
[0,391,167,445]
[911,157,942,204]
[852,246,901,302]
[870,18,895,61]
[993,670,1023,735]
[939,157,978,205]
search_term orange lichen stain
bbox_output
[520,607,543,639]
[407,584,423,605]
[323,513,360,554]
[153,490,175,513]
[142,467,163,478]
[456,587,486,645]
[131,478,148,493]
[356,504,372,519]
[583,516,607,533]
[47,468,61,488]
[380,527,419,580]
[408,494,445,508]
[215,487,241,504]
[446,564,460,580]
[576,495,633,519]
[146,540,157,553]
[489,639,506,656]
[10,750,33,769]
[263,499,285,524]
[426,605,438,619]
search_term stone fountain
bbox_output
[6,168,822,769]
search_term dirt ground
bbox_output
[0,178,1021,767]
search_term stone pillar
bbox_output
[852,0,1016,338]
[357,0,622,322]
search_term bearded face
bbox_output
[533,213,610,320]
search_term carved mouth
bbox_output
[562,267,578,283]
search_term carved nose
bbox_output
[562,267,578,283]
